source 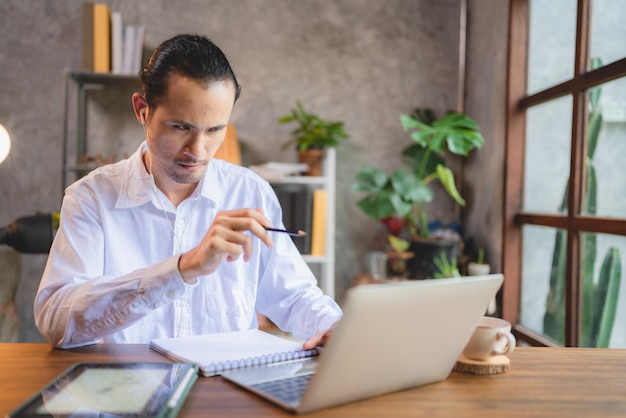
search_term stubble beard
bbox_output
[166,161,208,184]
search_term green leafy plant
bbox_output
[278,101,349,151]
[351,109,484,240]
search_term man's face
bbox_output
[145,73,236,186]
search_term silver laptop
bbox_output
[221,274,504,414]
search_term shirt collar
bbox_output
[115,141,223,209]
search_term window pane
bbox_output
[581,76,626,218]
[580,233,626,348]
[589,0,626,69]
[520,225,566,345]
[524,96,572,214]
[527,0,577,94]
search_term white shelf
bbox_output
[61,69,140,197]
[269,149,336,299]
[270,176,329,186]
[301,255,329,264]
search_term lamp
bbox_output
[0,214,57,254]
[0,123,10,164]
[0,124,59,253]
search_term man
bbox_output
[34,34,342,349]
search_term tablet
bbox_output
[7,362,199,418]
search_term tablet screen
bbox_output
[8,362,198,418]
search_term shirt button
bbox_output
[167,291,175,299]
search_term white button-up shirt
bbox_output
[35,142,342,348]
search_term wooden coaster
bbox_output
[453,354,510,375]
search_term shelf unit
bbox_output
[61,69,336,299]
[269,149,336,298]
[61,69,140,196]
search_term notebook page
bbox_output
[150,329,318,376]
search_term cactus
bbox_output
[580,164,598,347]
[543,228,567,343]
[542,58,622,347]
[589,247,622,347]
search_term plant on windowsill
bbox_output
[351,108,484,280]
[278,101,349,176]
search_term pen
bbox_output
[167,367,196,409]
[265,227,307,237]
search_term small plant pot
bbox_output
[298,149,325,176]
[467,262,491,276]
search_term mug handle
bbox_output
[493,331,516,355]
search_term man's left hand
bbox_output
[302,324,336,350]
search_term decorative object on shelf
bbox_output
[0,213,59,254]
[352,108,484,279]
[278,101,348,176]
[77,153,118,169]
[0,123,11,165]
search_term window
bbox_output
[504,0,626,347]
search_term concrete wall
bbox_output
[0,0,506,341]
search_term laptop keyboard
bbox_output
[250,373,314,405]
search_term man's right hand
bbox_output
[178,208,273,282]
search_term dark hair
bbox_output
[140,34,241,108]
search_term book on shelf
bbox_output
[110,11,123,74]
[310,189,327,256]
[121,23,146,74]
[292,186,313,254]
[82,4,145,75]
[82,2,110,72]
[121,25,136,74]
[273,184,294,237]
[132,25,146,73]
[272,184,313,254]
[150,329,319,377]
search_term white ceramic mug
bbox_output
[463,316,516,361]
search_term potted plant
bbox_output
[278,101,349,176]
[467,247,491,276]
[351,108,484,279]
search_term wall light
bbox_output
[0,123,11,164]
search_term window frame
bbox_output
[503,0,626,347]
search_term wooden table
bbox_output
[1,343,625,417]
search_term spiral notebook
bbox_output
[150,329,318,377]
